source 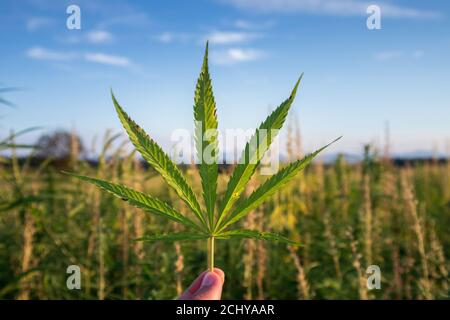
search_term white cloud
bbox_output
[375,51,404,61]
[98,13,151,29]
[84,53,131,67]
[412,50,424,59]
[206,31,260,44]
[157,32,174,43]
[154,30,260,45]
[26,46,133,68]
[155,32,196,44]
[86,30,114,44]
[221,0,441,19]
[59,31,114,45]
[234,20,253,29]
[211,48,265,65]
[26,17,53,31]
[26,47,76,61]
[234,19,275,29]
[375,50,425,61]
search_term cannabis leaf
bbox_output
[217,136,342,232]
[215,75,303,230]
[63,172,204,232]
[64,42,340,272]
[215,230,300,245]
[112,94,207,229]
[136,232,210,242]
[194,42,219,231]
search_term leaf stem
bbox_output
[208,236,215,272]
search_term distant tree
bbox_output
[35,130,85,167]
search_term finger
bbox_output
[179,268,225,300]
[212,268,225,284]
[179,271,207,299]
[191,271,223,300]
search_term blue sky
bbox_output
[1,0,449,157]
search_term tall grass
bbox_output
[0,138,449,299]
[1,78,449,299]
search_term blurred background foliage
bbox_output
[0,124,448,299]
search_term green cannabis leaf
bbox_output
[135,232,210,242]
[215,230,300,245]
[215,75,302,230]
[64,42,341,272]
[194,42,219,231]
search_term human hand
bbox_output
[179,268,225,300]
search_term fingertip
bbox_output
[212,268,225,284]
[194,271,223,300]
[179,268,225,300]
[200,271,221,288]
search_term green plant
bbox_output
[64,43,340,272]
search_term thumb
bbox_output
[179,269,224,300]
[192,271,223,300]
